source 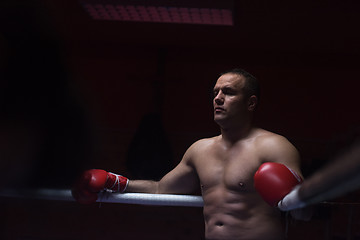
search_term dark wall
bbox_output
[1,1,360,239]
[69,47,360,174]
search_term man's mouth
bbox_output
[214,107,225,113]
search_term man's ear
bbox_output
[248,95,258,111]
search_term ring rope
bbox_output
[1,189,359,207]
[0,189,204,207]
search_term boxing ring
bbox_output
[0,188,204,207]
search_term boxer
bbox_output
[73,69,310,240]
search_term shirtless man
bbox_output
[73,69,304,240]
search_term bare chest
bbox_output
[195,145,262,192]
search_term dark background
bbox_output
[1,0,360,239]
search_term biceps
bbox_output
[158,163,199,194]
[276,148,302,177]
[267,141,302,175]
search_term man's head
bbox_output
[213,68,260,126]
[220,68,260,103]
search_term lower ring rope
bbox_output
[0,189,204,207]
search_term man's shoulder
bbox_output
[253,128,289,142]
[191,135,220,148]
[184,135,222,156]
[253,128,300,163]
[182,136,220,163]
[252,128,295,152]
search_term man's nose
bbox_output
[214,91,224,104]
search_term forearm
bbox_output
[125,180,160,194]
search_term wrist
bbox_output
[278,185,306,211]
[106,172,129,192]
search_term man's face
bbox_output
[213,73,248,124]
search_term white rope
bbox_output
[99,191,203,207]
[0,189,204,207]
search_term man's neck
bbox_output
[220,122,254,146]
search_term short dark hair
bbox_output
[220,68,260,102]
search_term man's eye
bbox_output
[223,90,234,95]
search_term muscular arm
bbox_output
[125,143,200,195]
[258,134,312,220]
[258,134,302,176]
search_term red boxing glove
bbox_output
[254,162,302,207]
[72,169,129,204]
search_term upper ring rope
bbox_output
[0,189,204,207]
